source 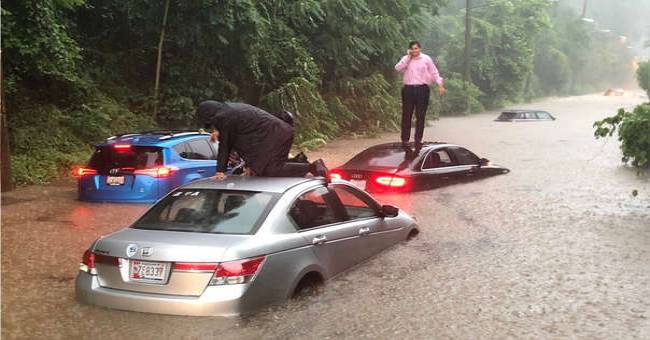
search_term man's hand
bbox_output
[437,85,446,96]
[213,172,226,181]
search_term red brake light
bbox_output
[134,166,177,178]
[80,249,96,274]
[210,256,265,285]
[375,176,407,187]
[329,169,346,181]
[113,144,131,150]
[173,262,219,272]
[72,167,97,177]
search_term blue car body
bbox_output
[77,132,221,203]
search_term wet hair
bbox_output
[409,41,421,49]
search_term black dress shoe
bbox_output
[312,159,329,177]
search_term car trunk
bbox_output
[92,228,250,296]
[89,145,163,196]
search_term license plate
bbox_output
[129,260,168,283]
[350,179,367,189]
[106,176,125,186]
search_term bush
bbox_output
[594,103,650,168]
[637,61,650,98]
[9,96,155,185]
[429,77,484,115]
[261,77,338,150]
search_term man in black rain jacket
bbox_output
[196,100,328,180]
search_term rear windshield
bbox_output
[131,189,277,235]
[89,145,162,173]
[498,112,518,120]
[346,148,414,169]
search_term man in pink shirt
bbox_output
[394,41,446,150]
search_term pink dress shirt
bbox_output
[394,53,443,86]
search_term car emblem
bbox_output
[109,168,120,175]
[141,247,153,257]
[126,244,138,257]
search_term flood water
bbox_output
[2,93,649,339]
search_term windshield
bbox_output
[132,189,276,234]
[498,112,518,120]
[89,145,163,174]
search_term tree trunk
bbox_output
[153,0,171,120]
[1,48,14,192]
[464,0,472,114]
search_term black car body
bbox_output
[330,142,510,192]
[495,110,555,122]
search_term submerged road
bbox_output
[2,93,649,339]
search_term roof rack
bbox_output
[105,130,209,141]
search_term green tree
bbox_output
[636,61,650,98]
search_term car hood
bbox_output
[92,228,252,262]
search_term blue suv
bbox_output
[75,131,220,203]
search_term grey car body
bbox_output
[495,110,555,122]
[75,176,418,316]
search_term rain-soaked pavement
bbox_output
[2,93,650,339]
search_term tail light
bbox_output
[80,250,119,275]
[375,176,407,188]
[72,167,97,177]
[80,249,96,274]
[209,256,265,285]
[134,166,177,178]
[113,144,132,151]
[329,169,346,181]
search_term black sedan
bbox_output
[330,142,509,192]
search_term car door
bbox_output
[289,186,364,277]
[186,139,218,178]
[418,148,466,188]
[329,184,403,259]
[448,147,481,180]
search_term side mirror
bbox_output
[479,158,490,166]
[380,205,399,218]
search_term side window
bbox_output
[188,140,215,160]
[289,187,341,230]
[331,185,378,220]
[537,112,550,119]
[173,142,192,159]
[452,147,480,165]
[422,150,454,169]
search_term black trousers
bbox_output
[259,132,312,177]
[401,84,430,144]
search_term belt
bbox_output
[404,84,428,87]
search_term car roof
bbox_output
[97,131,210,148]
[501,109,549,114]
[181,176,321,194]
[365,141,451,151]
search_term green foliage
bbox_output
[430,77,484,115]
[262,77,338,150]
[636,62,650,98]
[594,104,650,168]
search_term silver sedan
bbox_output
[75,176,419,316]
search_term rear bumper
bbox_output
[75,272,247,316]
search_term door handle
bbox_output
[196,169,206,174]
[358,227,370,235]
[312,235,327,245]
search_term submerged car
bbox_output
[75,176,418,316]
[604,88,625,96]
[73,130,220,203]
[495,110,555,122]
[330,142,509,192]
